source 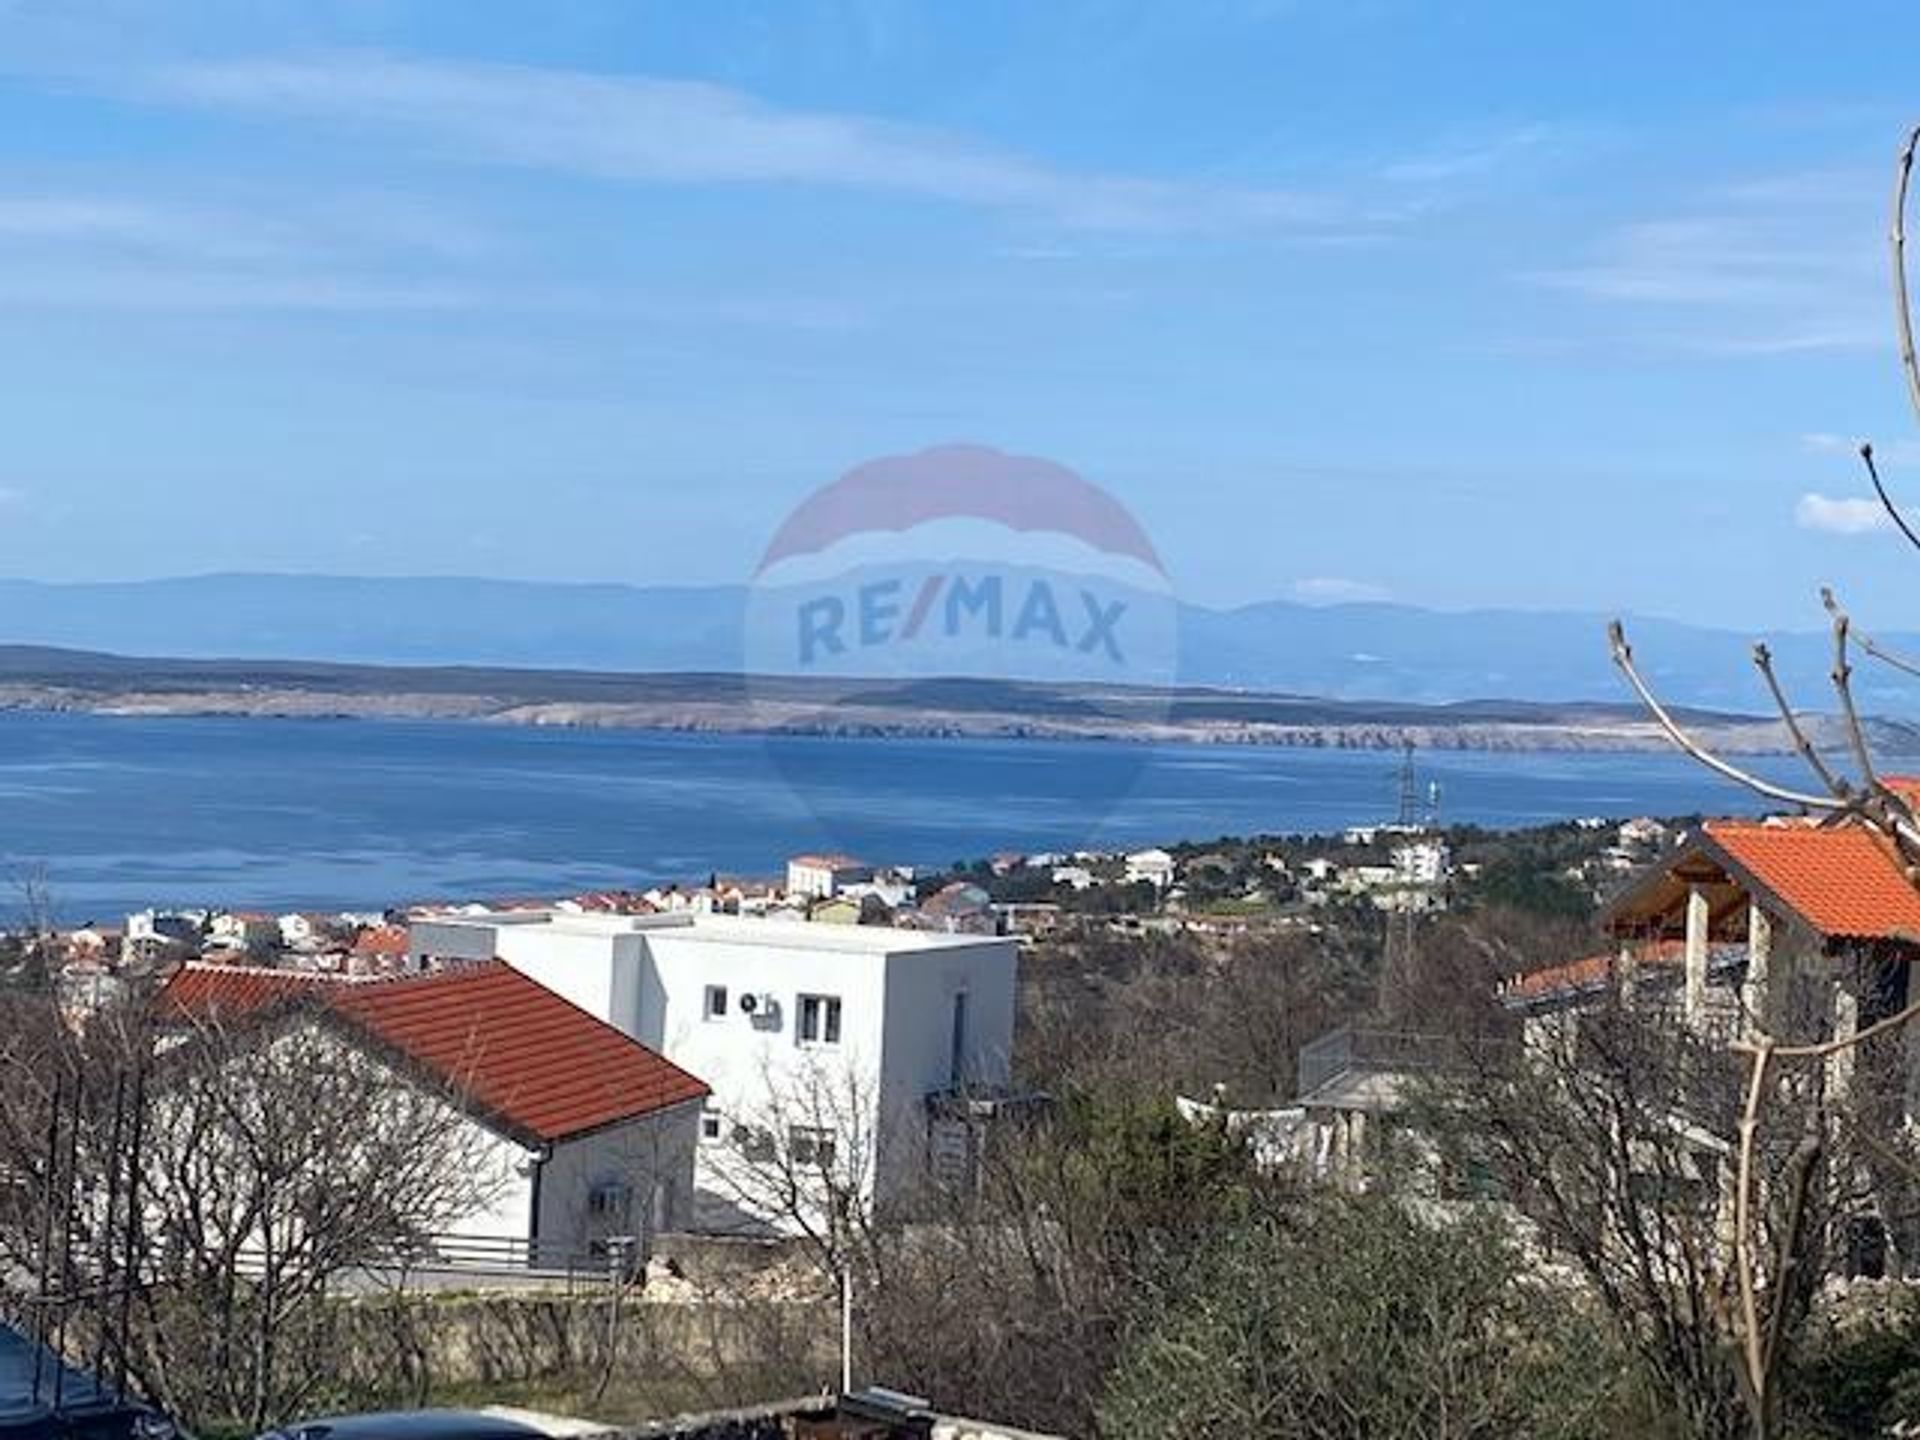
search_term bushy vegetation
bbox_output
[1101,1193,1662,1440]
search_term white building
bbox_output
[1390,837,1451,886]
[1124,848,1175,890]
[409,910,1018,1233]
[159,961,708,1266]
[277,912,321,948]
[204,911,279,957]
[785,853,875,901]
[125,909,202,961]
[840,866,917,909]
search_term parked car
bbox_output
[0,1322,178,1440]
[258,1410,609,1440]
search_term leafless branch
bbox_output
[1609,620,1844,812]
[1891,125,1920,434]
[1730,1040,1773,1407]
[1751,644,1849,798]
[1859,443,1920,557]
[1825,602,1883,795]
[1823,573,1920,679]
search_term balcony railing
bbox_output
[1296,1026,1503,1101]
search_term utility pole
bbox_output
[840,1267,853,1394]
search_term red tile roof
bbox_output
[159,962,709,1146]
[1506,940,1686,1002]
[353,924,410,957]
[1883,775,1920,809]
[1704,819,1920,943]
[158,964,331,1018]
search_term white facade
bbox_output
[410,911,1018,1232]
[448,1102,703,1264]
[278,912,319,948]
[785,854,873,900]
[1390,838,1451,886]
[205,912,278,956]
[163,1016,701,1273]
[1124,848,1175,889]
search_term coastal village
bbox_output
[12,779,1920,1439]
[0,800,1695,1437]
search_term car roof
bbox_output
[267,1412,548,1440]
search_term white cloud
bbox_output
[0,266,475,312]
[1291,576,1391,604]
[1380,124,1556,185]
[0,186,501,312]
[1795,492,1893,535]
[1530,166,1883,354]
[132,52,1368,235]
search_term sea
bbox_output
[0,711,1809,918]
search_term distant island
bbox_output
[5,572,1920,711]
[1,643,1910,756]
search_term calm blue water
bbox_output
[0,712,1803,918]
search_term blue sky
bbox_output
[4,1,1920,629]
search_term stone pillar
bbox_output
[1684,884,1710,1029]
[1742,903,1773,1036]
[1829,978,1859,1105]
[1617,938,1638,1007]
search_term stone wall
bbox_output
[329,1290,835,1400]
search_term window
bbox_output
[700,1112,723,1142]
[797,993,842,1045]
[704,984,728,1020]
[733,1124,776,1163]
[949,991,969,1086]
[790,1126,837,1169]
[587,1182,630,1219]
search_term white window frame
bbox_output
[789,1125,837,1169]
[796,992,843,1046]
[704,983,729,1021]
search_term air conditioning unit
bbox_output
[738,991,778,1016]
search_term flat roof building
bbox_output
[410,911,1018,1233]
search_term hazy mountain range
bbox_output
[0,572,1915,713]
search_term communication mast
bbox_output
[1382,740,1423,1014]
[1394,740,1419,830]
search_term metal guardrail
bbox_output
[1296,1027,1501,1100]
[234,1230,644,1291]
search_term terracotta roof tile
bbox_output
[353,925,410,957]
[158,964,332,1018]
[159,962,708,1146]
[1506,940,1686,1001]
[1883,775,1920,809]
[1704,820,1920,942]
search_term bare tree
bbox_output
[0,862,60,992]
[1414,973,1882,1439]
[0,988,509,1433]
[1597,123,1920,1440]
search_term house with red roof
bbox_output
[1508,798,1920,1060]
[159,960,710,1268]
